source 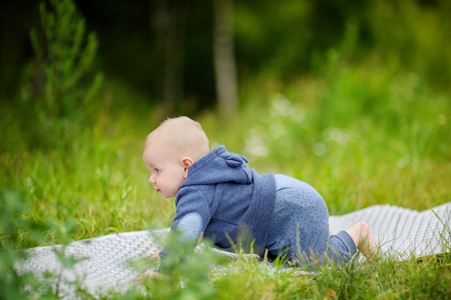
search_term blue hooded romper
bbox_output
[159,146,356,272]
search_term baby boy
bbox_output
[142,116,377,275]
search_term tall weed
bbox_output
[29,0,103,149]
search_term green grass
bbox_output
[1,62,450,298]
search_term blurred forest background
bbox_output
[2,0,451,113]
[0,0,450,247]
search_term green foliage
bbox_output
[0,190,46,249]
[2,0,451,109]
[233,60,450,213]
[140,238,228,299]
[1,0,450,295]
[2,60,451,297]
[0,191,82,299]
[29,0,103,147]
[309,251,451,299]
[235,0,451,93]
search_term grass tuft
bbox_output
[1,59,450,298]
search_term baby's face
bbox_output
[143,141,186,199]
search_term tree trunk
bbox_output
[150,0,190,114]
[213,0,238,115]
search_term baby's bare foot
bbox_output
[346,222,377,259]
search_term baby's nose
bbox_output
[149,176,155,184]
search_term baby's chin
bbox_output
[161,194,176,199]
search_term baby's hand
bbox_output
[135,251,162,284]
[151,251,161,261]
[136,271,162,284]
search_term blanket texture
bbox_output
[15,203,451,298]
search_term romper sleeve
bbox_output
[159,187,211,274]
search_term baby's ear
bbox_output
[181,157,194,178]
[181,157,194,168]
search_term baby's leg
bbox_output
[328,231,357,263]
[328,222,377,263]
[345,221,377,259]
[266,175,330,264]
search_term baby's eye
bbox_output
[155,169,161,174]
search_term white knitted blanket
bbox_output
[15,203,451,298]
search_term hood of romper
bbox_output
[181,145,253,187]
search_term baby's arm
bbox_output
[157,188,211,274]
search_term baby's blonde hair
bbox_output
[145,116,210,162]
